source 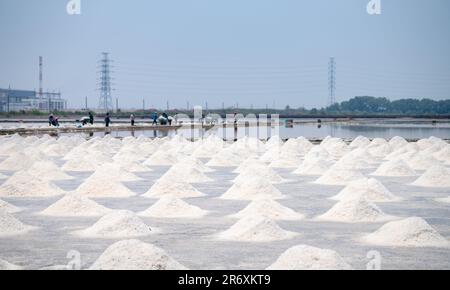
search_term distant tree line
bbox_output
[325,96,450,115]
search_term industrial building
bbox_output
[0,88,67,112]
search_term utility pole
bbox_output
[186,101,190,111]
[85,96,88,110]
[167,100,169,111]
[116,98,119,112]
[98,52,114,112]
[7,85,11,113]
[142,98,145,113]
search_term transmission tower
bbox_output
[98,52,114,112]
[328,57,336,106]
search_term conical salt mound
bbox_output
[412,165,450,188]
[0,152,46,171]
[27,161,73,181]
[178,156,214,173]
[115,159,151,173]
[269,152,302,168]
[89,239,187,270]
[330,178,400,202]
[40,193,112,217]
[234,158,265,174]
[406,155,440,170]
[89,163,142,182]
[230,199,304,221]
[206,149,244,167]
[139,197,208,218]
[372,159,417,177]
[349,136,370,148]
[233,164,285,185]
[0,259,23,270]
[160,164,213,183]
[0,199,21,214]
[143,150,178,166]
[317,196,394,223]
[267,245,353,270]
[216,215,297,242]
[315,169,365,186]
[0,171,65,197]
[75,174,136,198]
[293,159,334,176]
[361,217,449,248]
[221,176,285,200]
[75,210,154,238]
[142,178,205,198]
[433,146,450,163]
[0,209,35,236]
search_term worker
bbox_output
[48,114,54,126]
[89,112,94,125]
[152,112,158,125]
[105,113,111,127]
[130,114,135,126]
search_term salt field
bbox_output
[0,133,450,270]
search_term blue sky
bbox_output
[0,0,449,109]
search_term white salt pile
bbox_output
[349,136,370,148]
[62,153,113,172]
[433,145,450,163]
[160,164,213,183]
[269,151,302,168]
[0,171,65,197]
[406,154,440,171]
[206,149,244,167]
[143,179,205,199]
[315,168,365,186]
[88,163,142,182]
[0,259,23,270]
[216,215,297,242]
[267,245,353,270]
[75,174,136,198]
[0,152,45,171]
[317,196,394,223]
[0,209,35,236]
[0,199,21,213]
[234,157,265,173]
[233,164,285,185]
[293,158,333,176]
[178,156,214,173]
[75,210,154,238]
[221,176,285,200]
[39,193,112,217]
[389,136,408,149]
[89,239,187,270]
[143,150,178,166]
[330,178,400,202]
[27,161,73,181]
[139,197,208,218]
[361,217,449,248]
[229,199,304,221]
[372,159,417,177]
[412,165,450,188]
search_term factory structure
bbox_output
[0,57,67,112]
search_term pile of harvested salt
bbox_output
[269,151,302,168]
[139,197,208,218]
[433,145,450,163]
[143,180,205,199]
[89,163,142,182]
[349,136,370,148]
[0,199,21,213]
[39,193,112,217]
[0,152,45,171]
[206,149,244,167]
[293,158,333,176]
[160,164,212,183]
[317,196,394,223]
[234,164,285,185]
[330,178,400,202]
[221,176,285,200]
[0,209,34,236]
[0,259,23,270]
[412,165,450,188]
[90,239,186,270]
[0,171,64,197]
[143,150,178,166]
[267,245,352,270]
[315,168,365,186]
[62,153,113,172]
[216,215,297,242]
[75,174,136,198]
[27,161,73,181]
[229,199,304,221]
[75,210,154,238]
[406,154,440,170]
[372,159,417,176]
[361,217,449,248]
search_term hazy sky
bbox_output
[1,0,449,109]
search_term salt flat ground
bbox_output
[0,159,449,270]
